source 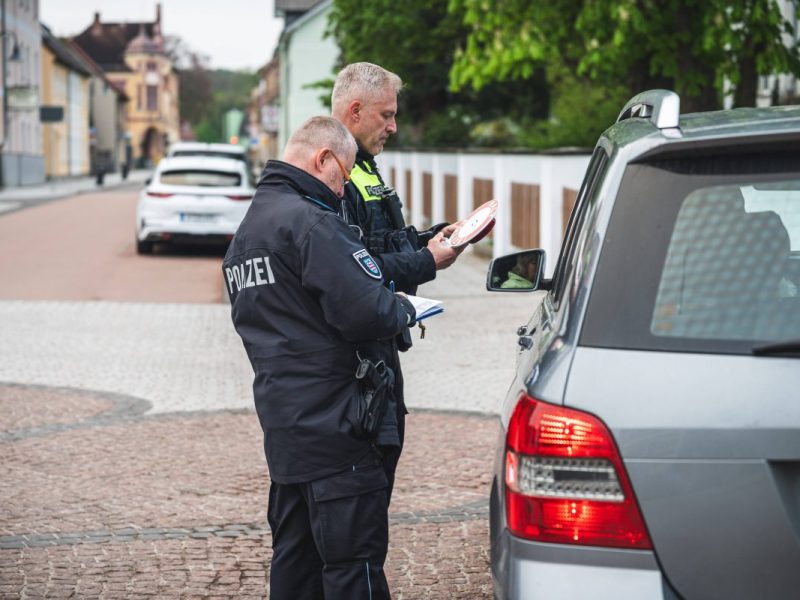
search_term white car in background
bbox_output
[135,156,254,254]
[167,141,249,165]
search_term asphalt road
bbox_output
[0,188,226,303]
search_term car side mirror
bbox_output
[486,249,546,292]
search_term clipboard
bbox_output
[407,294,444,321]
[447,199,498,248]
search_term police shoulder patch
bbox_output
[352,248,382,279]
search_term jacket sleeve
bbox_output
[371,249,436,293]
[341,186,436,293]
[300,212,415,342]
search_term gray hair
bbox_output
[331,62,403,113]
[285,116,356,159]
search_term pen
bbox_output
[389,280,395,293]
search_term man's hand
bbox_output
[427,231,465,270]
[439,223,459,238]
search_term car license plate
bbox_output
[180,213,216,223]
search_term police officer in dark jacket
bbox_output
[331,63,465,500]
[224,116,416,599]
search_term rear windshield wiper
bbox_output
[752,339,800,356]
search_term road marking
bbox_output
[0,202,20,213]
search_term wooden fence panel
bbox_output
[562,187,578,235]
[404,170,413,214]
[422,172,432,222]
[444,175,458,223]
[511,183,540,248]
[472,178,493,210]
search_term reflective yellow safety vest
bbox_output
[350,161,386,202]
[348,159,404,233]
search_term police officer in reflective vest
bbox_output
[332,63,466,501]
[224,116,416,599]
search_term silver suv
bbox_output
[486,90,800,600]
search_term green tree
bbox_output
[328,0,548,147]
[167,35,257,143]
[188,70,257,143]
[449,0,800,113]
[165,36,214,127]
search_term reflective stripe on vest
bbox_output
[350,162,386,202]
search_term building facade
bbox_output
[71,4,179,168]
[68,41,129,176]
[1,0,45,187]
[276,0,335,152]
[40,24,91,178]
[247,54,280,171]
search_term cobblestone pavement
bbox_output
[0,248,542,598]
[1,383,498,598]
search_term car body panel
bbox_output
[503,543,662,600]
[167,141,248,162]
[567,348,800,458]
[489,96,800,600]
[565,347,800,599]
[136,156,253,245]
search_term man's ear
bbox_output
[313,148,328,175]
[348,100,361,122]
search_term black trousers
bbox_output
[268,452,391,600]
[381,405,405,504]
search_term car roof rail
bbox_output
[617,89,680,129]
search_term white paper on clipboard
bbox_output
[407,294,444,321]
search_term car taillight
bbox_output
[147,192,173,198]
[226,194,252,201]
[505,394,652,549]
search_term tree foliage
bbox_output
[328,0,548,146]
[449,0,800,112]
[167,36,257,143]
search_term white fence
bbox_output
[377,150,591,275]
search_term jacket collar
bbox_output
[259,159,341,212]
[356,146,376,169]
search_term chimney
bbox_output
[94,11,100,24]
[156,3,161,25]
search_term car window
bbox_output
[581,149,800,353]
[552,147,608,307]
[172,150,247,163]
[651,181,799,341]
[159,170,242,187]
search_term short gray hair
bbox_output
[331,62,403,112]
[285,116,356,159]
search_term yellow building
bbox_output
[71,4,180,167]
[40,25,92,178]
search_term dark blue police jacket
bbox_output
[223,160,415,484]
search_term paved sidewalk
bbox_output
[0,251,538,414]
[0,246,542,598]
[0,169,151,215]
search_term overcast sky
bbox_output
[40,0,285,71]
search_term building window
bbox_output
[146,61,156,71]
[137,84,143,110]
[146,85,158,111]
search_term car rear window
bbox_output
[581,150,800,354]
[172,151,246,162]
[159,170,241,187]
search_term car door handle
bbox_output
[518,335,533,350]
